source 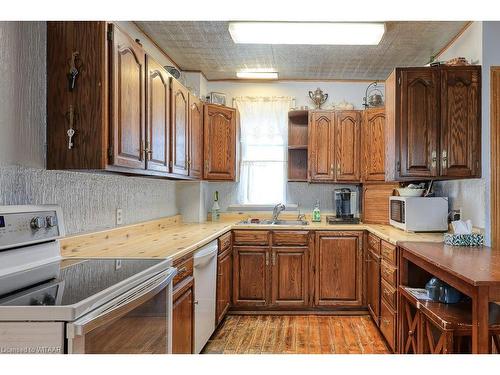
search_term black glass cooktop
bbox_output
[0,258,166,307]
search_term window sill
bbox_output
[227,203,298,212]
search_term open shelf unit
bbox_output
[288,110,309,182]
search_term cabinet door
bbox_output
[335,111,361,182]
[314,232,363,307]
[110,25,146,170]
[362,108,386,182]
[440,67,481,178]
[172,278,194,354]
[399,69,440,178]
[146,56,170,173]
[233,247,269,307]
[188,95,203,179]
[308,111,335,181]
[203,105,236,180]
[271,247,309,308]
[366,249,381,326]
[216,248,232,325]
[171,79,189,175]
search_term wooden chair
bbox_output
[399,287,500,354]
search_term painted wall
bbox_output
[207,80,382,110]
[433,21,500,243]
[0,21,178,235]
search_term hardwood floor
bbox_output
[202,314,390,354]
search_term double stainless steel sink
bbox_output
[238,219,309,226]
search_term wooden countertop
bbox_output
[399,241,500,286]
[61,214,445,262]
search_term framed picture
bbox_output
[210,92,226,106]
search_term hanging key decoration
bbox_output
[67,51,80,91]
[66,105,76,150]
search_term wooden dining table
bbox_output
[398,241,500,354]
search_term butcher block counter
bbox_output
[398,241,500,353]
[61,213,444,261]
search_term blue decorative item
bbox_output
[425,277,463,304]
[443,233,484,247]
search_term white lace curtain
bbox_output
[233,96,294,204]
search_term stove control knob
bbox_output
[46,215,58,228]
[30,216,46,230]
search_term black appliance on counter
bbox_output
[326,188,360,224]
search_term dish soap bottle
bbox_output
[211,191,220,222]
[312,200,321,222]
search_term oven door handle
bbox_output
[67,267,177,338]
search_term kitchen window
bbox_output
[234,96,293,205]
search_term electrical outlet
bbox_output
[450,208,461,222]
[116,208,123,225]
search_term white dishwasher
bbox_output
[193,240,218,353]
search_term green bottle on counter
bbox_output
[312,200,321,222]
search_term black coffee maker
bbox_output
[327,188,360,224]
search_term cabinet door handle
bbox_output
[272,252,276,266]
[442,150,448,168]
[265,252,269,266]
[431,150,437,168]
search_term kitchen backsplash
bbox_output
[203,181,360,214]
[0,166,178,235]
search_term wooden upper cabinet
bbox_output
[362,108,386,182]
[440,66,481,178]
[314,232,363,307]
[188,94,203,179]
[110,25,146,170]
[335,111,361,182]
[171,79,189,176]
[308,111,335,181]
[399,68,440,178]
[146,56,170,173]
[203,104,237,181]
[271,247,309,308]
[385,66,480,181]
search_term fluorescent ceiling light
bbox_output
[236,71,278,79]
[228,22,385,45]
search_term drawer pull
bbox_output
[382,318,390,325]
[177,267,187,274]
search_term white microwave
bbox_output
[389,196,449,232]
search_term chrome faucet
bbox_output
[272,203,286,222]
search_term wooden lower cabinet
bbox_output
[216,247,232,325]
[232,246,270,307]
[314,231,363,308]
[271,247,309,308]
[232,231,310,310]
[380,298,397,352]
[366,248,381,325]
[172,277,194,354]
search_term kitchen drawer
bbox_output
[218,232,232,253]
[381,240,397,266]
[173,256,194,287]
[380,298,397,352]
[233,230,269,246]
[381,259,397,287]
[381,278,397,310]
[367,233,381,254]
[272,231,309,246]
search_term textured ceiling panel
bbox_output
[135,21,469,80]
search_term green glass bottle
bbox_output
[312,200,321,222]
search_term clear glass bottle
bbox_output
[211,191,220,222]
[312,200,321,222]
